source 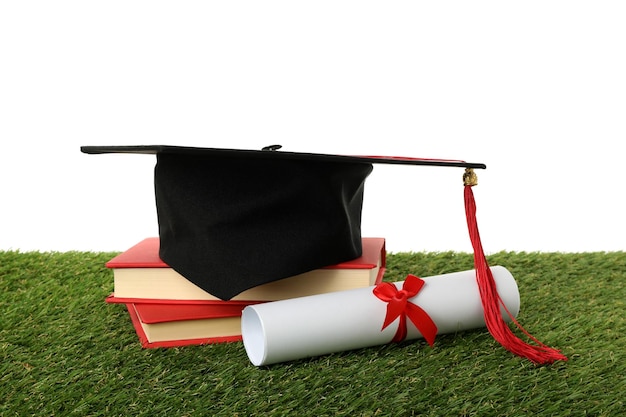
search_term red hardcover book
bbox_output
[106,237,386,302]
[124,302,244,348]
[113,298,264,348]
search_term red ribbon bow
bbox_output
[373,274,438,346]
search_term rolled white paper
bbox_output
[241,266,520,366]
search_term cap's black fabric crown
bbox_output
[155,152,372,300]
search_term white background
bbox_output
[1,1,624,254]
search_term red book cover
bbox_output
[122,299,262,322]
[105,294,262,306]
[106,238,168,268]
[106,237,385,271]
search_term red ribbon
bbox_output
[373,275,438,346]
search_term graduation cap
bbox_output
[82,144,484,300]
[82,144,566,364]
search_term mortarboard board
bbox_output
[82,144,567,364]
[81,145,485,300]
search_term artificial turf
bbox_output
[1,249,624,416]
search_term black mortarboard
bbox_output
[81,145,486,300]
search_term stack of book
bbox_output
[105,237,386,348]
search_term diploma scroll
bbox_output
[241,266,520,366]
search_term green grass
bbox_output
[1,250,625,416]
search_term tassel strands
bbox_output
[463,168,568,365]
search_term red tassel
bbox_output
[463,169,567,365]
